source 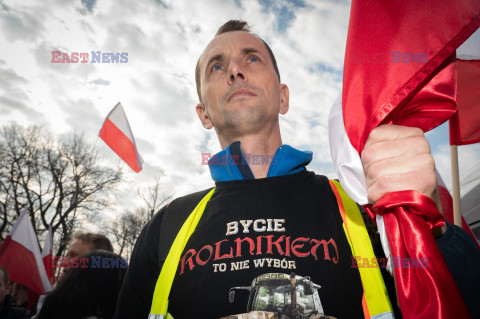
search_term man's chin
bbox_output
[226,98,258,109]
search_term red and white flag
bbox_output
[99,102,143,172]
[329,0,479,317]
[41,225,55,285]
[450,29,480,146]
[0,211,52,295]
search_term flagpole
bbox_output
[450,144,462,226]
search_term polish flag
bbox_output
[0,211,52,295]
[42,225,55,285]
[450,29,480,146]
[99,102,143,172]
[329,0,479,317]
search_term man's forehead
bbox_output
[200,31,269,66]
[69,239,88,251]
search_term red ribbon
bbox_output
[367,190,471,318]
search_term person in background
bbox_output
[36,250,127,319]
[0,266,28,319]
[65,232,114,261]
[10,284,27,308]
[30,232,114,318]
[59,232,114,277]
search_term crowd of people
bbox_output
[1,233,126,319]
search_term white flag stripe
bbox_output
[11,211,52,292]
[106,103,136,143]
[329,91,393,274]
[436,169,448,189]
[42,226,53,258]
[100,102,144,170]
[457,28,480,60]
[328,92,368,205]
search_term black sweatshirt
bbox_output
[114,171,480,318]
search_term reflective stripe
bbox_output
[148,314,174,319]
[329,180,393,318]
[149,188,216,317]
[148,312,174,319]
[372,312,396,319]
[150,182,393,318]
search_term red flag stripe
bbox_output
[338,0,480,317]
[343,2,480,154]
[0,236,45,295]
[449,59,480,145]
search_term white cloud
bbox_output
[0,0,350,227]
[433,143,480,195]
[10,0,465,233]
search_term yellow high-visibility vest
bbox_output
[148,181,393,319]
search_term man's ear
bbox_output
[279,84,289,115]
[196,102,214,129]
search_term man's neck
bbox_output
[219,129,282,179]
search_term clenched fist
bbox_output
[361,124,437,205]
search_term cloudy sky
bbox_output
[1,0,479,226]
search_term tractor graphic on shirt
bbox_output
[221,273,336,319]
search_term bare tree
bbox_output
[109,175,173,258]
[138,175,173,219]
[0,123,123,256]
[109,208,147,258]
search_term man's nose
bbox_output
[228,61,247,84]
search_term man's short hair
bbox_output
[72,232,114,252]
[0,266,8,286]
[195,20,281,102]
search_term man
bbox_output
[10,284,26,308]
[30,232,114,319]
[0,267,27,319]
[66,232,114,260]
[61,232,114,273]
[114,20,480,318]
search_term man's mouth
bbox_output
[227,88,257,102]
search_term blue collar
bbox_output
[208,141,313,182]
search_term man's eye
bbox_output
[211,64,223,72]
[249,56,259,62]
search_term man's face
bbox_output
[60,239,92,275]
[0,271,10,307]
[66,239,92,259]
[196,31,289,140]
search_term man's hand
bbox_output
[361,124,437,204]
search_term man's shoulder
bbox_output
[306,171,335,190]
[153,187,215,261]
[167,187,215,211]
[147,187,214,230]
[160,187,214,227]
[148,187,214,226]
